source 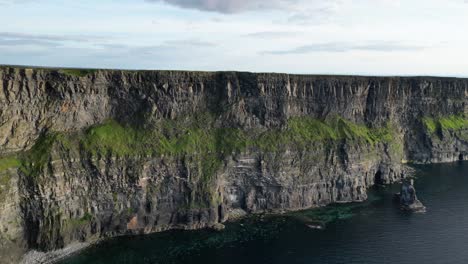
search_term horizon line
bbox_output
[1,64,467,79]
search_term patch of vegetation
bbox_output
[439,115,468,130]
[60,69,97,77]
[422,115,468,134]
[0,133,72,180]
[68,212,93,228]
[19,133,58,177]
[81,120,141,156]
[127,207,134,215]
[257,116,395,152]
[0,156,21,173]
[422,117,438,134]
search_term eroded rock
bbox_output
[395,179,426,213]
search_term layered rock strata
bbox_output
[0,67,466,262]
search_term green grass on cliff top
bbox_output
[59,69,97,77]
[423,115,468,134]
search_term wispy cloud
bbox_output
[162,39,216,47]
[0,29,216,50]
[0,0,34,5]
[101,39,216,56]
[264,41,428,55]
[0,32,109,49]
[243,31,299,39]
[147,0,345,32]
[0,32,218,70]
[286,6,338,25]
[0,38,59,47]
[0,32,60,48]
[148,0,298,13]
[0,32,105,42]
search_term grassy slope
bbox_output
[0,115,400,207]
[0,115,399,174]
[422,115,468,134]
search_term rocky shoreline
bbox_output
[20,242,91,264]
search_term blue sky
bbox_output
[0,0,467,76]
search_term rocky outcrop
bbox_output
[0,66,466,263]
[395,179,426,213]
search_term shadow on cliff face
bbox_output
[57,195,385,264]
[374,170,384,186]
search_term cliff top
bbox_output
[1,64,466,81]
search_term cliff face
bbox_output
[0,67,467,262]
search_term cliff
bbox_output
[0,66,467,262]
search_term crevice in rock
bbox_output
[217,204,223,223]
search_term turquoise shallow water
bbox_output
[60,161,468,264]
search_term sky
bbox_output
[0,0,467,76]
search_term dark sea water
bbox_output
[60,161,468,264]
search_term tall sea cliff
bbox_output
[0,67,467,262]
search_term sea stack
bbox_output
[397,179,426,213]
